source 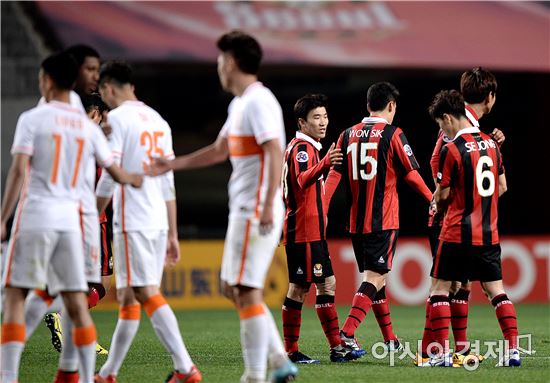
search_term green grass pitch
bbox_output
[20,304,549,382]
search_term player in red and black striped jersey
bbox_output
[427,90,520,368]
[324,82,432,353]
[282,94,361,364]
[419,68,505,366]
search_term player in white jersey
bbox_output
[0,52,142,383]
[150,31,297,383]
[94,61,201,383]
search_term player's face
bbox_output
[436,114,457,139]
[87,108,102,124]
[75,56,100,95]
[98,82,115,109]
[38,69,52,100]
[486,92,496,114]
[217,53,233,92]
[300,107,328,140]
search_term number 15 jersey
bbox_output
[96,100,175,233]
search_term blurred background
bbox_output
[2,1,549,308]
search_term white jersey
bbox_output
[219,82,286,220]
[10,101,113,232]
[38,90,85,113]
[96,100,175,233]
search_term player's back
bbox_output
[439,130,503,245]
[14,101,107,232]
[337,117,419,233]
[107,101,174,232]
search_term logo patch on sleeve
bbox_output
[404,144,414,156]
[296,151,309,163]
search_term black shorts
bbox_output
[428,224,442,259]
[351,229,399,274]
[431,241,502,282]
[285,240,334,285]
[100,220,114,276]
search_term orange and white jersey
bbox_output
[219,82,286,219]
[96,100,175,233]
[10,101,114,232]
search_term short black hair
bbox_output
[41,51,79,90]
[217,30,262,75]
[460,67,497,104]
[294,94,328,130]
[65,44,100,67]
[81,92,108,115]
[99,61,133,87]
[367,82,399,112]
[428,89,466,121]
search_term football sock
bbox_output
[315,295,341,349]
[99,303,141,377]
[1,323,25,383]
[342,281,377,337]
[73,325,97,383]
[429,295,451,355]
[144,294,193,372]
[491,294,518,349]
[239,303,269,381]
[371,287,397,342]
[282,297,302,353]
[59,313,79,372]
[24,290,52,339]
[262,303,288,367]
[420,297,433,357]
[450,288,470,354]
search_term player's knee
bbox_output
[287,283,310,301]
[316,276,336,295]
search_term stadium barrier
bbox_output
[95,236,549,310]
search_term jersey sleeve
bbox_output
[11,112,34,156]
[90,124,114,168]
[107,112,124,161]
[218,99,235,138]
[437,145,456,188]
[430,130,446,179]
[247,97,282,145]
[392,128,420,174]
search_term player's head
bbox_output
[65,44,100,96]
[39,51,79,100]
[367,82,399,123]
[216,30,263,91]
[460,67,497,114]
[294,94,329,140]
[81,92,108,124]
[98,61,134,109]
[428,89,467,138]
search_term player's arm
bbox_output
[258,138,283,235]
[297,143,342,189]
[434,145,455,212]
[323,133,346,209]
[150,134,229,175]
[434,184,450,212]
[404,171,432,203]
[1,154,29,240]
[165,199,180,267]
[498,174,507,196]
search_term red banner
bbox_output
[320,236,550,305]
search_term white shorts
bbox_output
[113,230,167,288]
[221,209,283,289]
[1,231,88,296]
[82,212,100,284]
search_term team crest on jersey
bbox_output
[404,144,414,156]
[437,172,442,180]
[313,263,323,277]
[296,151,309,163]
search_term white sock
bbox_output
[24,292,50,339]
[240,306,269,381]
[149,304,193,372]
[99,319,139,377]
[59,313,78,371]
[48,295,64,313]
[1,342,24,383]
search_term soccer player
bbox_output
[427,89,519,367]
[94,61,201,383]
[149,31,297,383]
[418,67,505,366]
[323,82,432,354]
[282,94,362,364]
[0,52,141,383]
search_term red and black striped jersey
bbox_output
[332,117,420,234]
[282,132,331,244]
[437,128,504,245]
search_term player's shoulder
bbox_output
[244,83,280,108]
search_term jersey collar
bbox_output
[465,105,480,128]
[453,126,481,140]
[296,131,322,151]
[361,116,389,125]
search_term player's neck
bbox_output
[232,74,258,97]
[466,103,485,120]
[47,89,71,104]
[114,91,138,108]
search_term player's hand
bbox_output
[130,174,144,188]
[327,143,343,165]
[429,196,438,216]
[100,111,112,137]
[1,221,7,241]
[165,234,180,267]
[490,128,505,146]
[259,203,274,236]
[148,157,172,176]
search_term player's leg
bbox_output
[24,289,64,352]
[1,287,28,383]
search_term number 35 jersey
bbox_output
[11,101,114,232]
[97,100,175,233]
